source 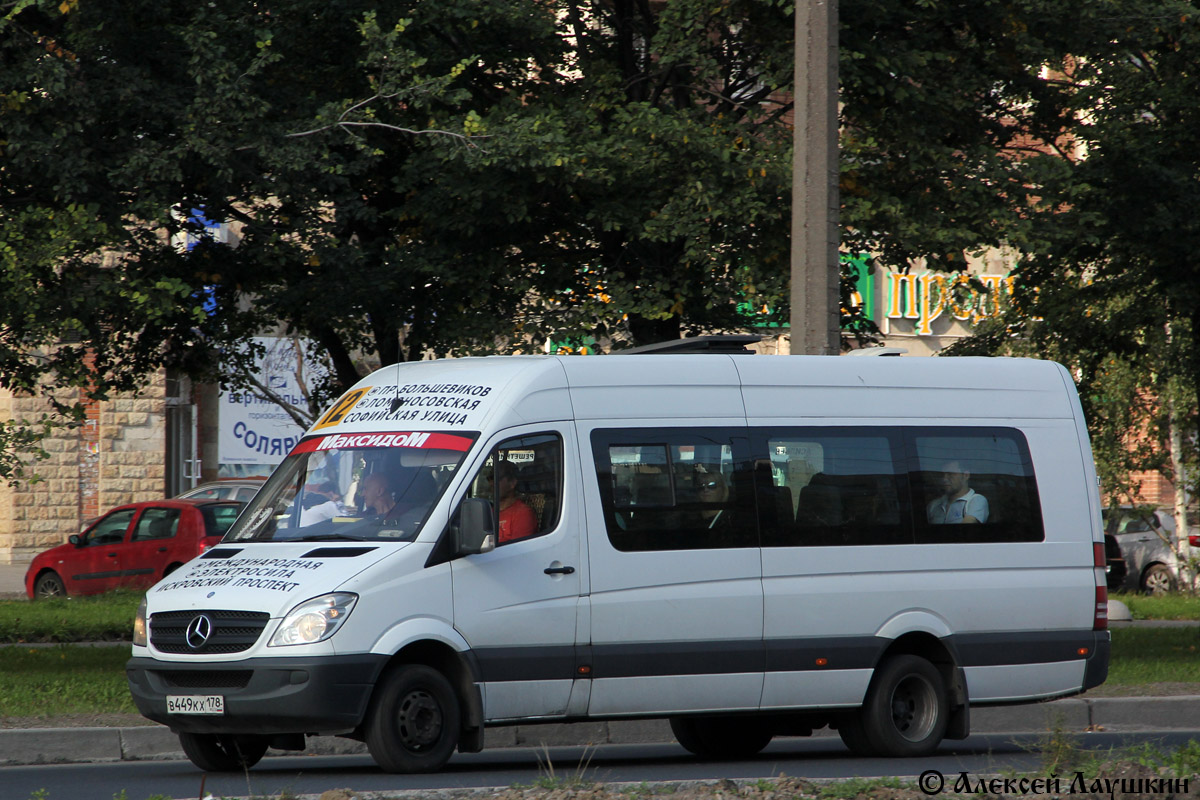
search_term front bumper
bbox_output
[126,653,389,735]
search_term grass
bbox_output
[1107,626,1200,685]
[0,591,142,643]
[0,645,136,717]
[1111,592,1200,620]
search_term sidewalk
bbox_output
[0,561,27,598]
[2,562,1198,767]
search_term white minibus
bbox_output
[127,352,1110,772]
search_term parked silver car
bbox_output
[1102,506,1182,594]
[175,478,266,504]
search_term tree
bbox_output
[1,0,798,448]
[448,0,796,349]
[838,1,1115,278]
[942,2,1200,581]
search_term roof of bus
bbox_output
[305,354,1076,437]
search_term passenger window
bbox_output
[910,429,1043,543]
[464,433,563,545]
[132,508,182,542]
[592,428,756,551]
[84,509,137,546]
[754,429,908,547]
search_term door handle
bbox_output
[106,552,118,558]
[544,565,575,575]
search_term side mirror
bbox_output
[454,498,495,556]
[69,534,82,547]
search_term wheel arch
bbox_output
[368,637,484,754]
[31,568,66,597]
[876,631,969,740]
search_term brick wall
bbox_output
[0,376,167,565]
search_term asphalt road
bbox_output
[5,731,1200,800]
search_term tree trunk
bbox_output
[1168,393,1194,593]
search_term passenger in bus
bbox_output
[927,460,989,524]
[696,470,732,529]
[299,481,344,526]
[494,460,537,543]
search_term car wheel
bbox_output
[179,732,268,772]
[365,664,460,773]
[1141,563,1176,595]
[669,716,773,759]
[33,572,66,599]
[857,655,948,757]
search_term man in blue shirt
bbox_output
[927,460,989,524]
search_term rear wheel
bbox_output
[1141,563,1176,595]
[669,716,773,759]
[366,664,461,773]
[33,572,66,599]
[856,655,948,757]
[179,732,269,772]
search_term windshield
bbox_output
[225,431,477,543]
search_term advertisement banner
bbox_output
[218,338,320,470]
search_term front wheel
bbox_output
[179,732,269,772]
[1141,563,1176,595]
[366,664,461,773]
[856,655,948,757]
[33,572,66,599]
[669,716,773,759]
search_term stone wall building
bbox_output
[0,378,169,565]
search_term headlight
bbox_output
[133,598,148,647]
[269,593,357,647]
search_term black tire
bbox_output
[33,572,66,599]
[1141,563,1176,595]
[163,563,182,578]
[669,716,773,759]
[836,714,878,756]
[858,655,948,757]
[179,732,269,772]
[366,664,461,773]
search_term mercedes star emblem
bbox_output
[185,614,214,649]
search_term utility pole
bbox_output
[790,0,840,355]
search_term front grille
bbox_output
[150,609,270,654]
[158,670,253,689]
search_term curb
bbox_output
[3,697,1199,767]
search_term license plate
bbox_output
[166,695,225,715]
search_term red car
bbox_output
[24,499,244,599]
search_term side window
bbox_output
[131,508,182,542]
[83,509,137,546]
[592,428,756,551]
[910,428,1044,543]
[464,433,563,545]
[754,429,908,547]
[201,504,245,538]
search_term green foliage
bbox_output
[1113,592,1200,621]
[815,777,903,800]
[1107,627,1200,686]
[942,2,1200,500]
[0,0,797,436]
[0,592,141,643]
[0,645,136,717]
